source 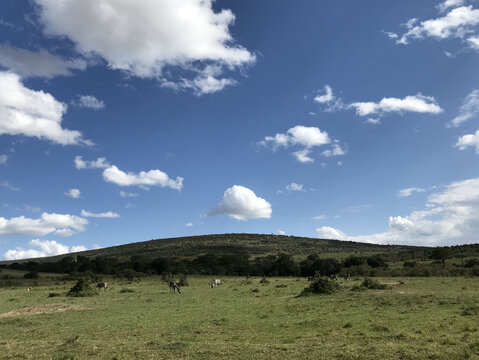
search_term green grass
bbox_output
[1,276,479,359]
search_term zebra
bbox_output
[329,274,338,281]
[169,280,181,294]
[343,273,351,281]
[96,282,107,290]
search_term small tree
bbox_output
[431,247,452,269]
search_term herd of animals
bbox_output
[25,274,350,293]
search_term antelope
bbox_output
[343,273,351,281]
[169,280,181,294]
[96,282,107,290]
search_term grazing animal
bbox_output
[26,287,32,292]
[307,276,314,282]
[96,282,107,291]
[343,273,351,281]
[329,274,338,281]
[169,280,181,294]
[211,279,221,287]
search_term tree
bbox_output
[431,247,452,269]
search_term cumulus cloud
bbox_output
[349,94,443,117]
[398,187,426,197]
[293,149,314,163]
[74,156,110,170]
[0,212,88,237]
[393,6,479,49]
[64,188,81,199]
[1,181,19,191]
[0,45,87,78]
[186,222,194,227]
[76,156,183,190]
[261,125,337,163]
[449,89,479,127]
[316,226,348,240]
[456,130,479,153]
[3,239,88,260]
[438,0,465,13]
[317,177,479,246]
[0,71,91,145]
[277,230,286,235]
[34,0,256,95]
[322,142,347,157]
[209,185,272,220]
[103,165,183,190]
[0,154,7,164]
[72,95,105,110]
[80,210,119,218]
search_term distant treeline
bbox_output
[2,250,479,278]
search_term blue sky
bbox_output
[1,0,479,260]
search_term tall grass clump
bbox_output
[67,278,97,297]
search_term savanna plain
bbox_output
[1,271,479,360]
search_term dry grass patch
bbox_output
[0,304,91,318]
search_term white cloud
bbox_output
[277,230,286,235]
[398,187,426,197]
[312,214,327,220]
[73,95,105,110]
[0,45,87,78]
[103,165,183,190]
[208,185,272,221]
[81,210,120,218]
[119,190,138,198]
[0,212,88,237]
[293,149,315,163]
[449,89,479,127]
[65,188,81,199]
[286,182,305,192]
[396,6,479,47]
[34,0,255,95]
[1,181,19,191]
[322,142,347,157]
[456,130,479,153]
[0,154,7,164]
[318,177,479,246]
[74,156,110,169]
[316,226,348,240]
[186,222,194,227]
[438,0,465,13]
[366,118,381,125]
[3,239,89,260]
[262,125,333,163]
[350,94,443,117]
[0,71,91,145]
[314,85,344,112]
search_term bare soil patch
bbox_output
[0,304,91,318]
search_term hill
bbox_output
[0,233,436,265]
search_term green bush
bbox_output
[67,278,97,297]
[178,274,188,287]
[300,278,339,296]
[260,276,270,284]
[352,278,388,291]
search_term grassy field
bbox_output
[1,272,479,359]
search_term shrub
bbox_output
[403,261,417,268]
[352,278,388,291]
[178,274,188,287]
[48,292,61,297]
[464,258,479,268]
[300,278,339,296]
[67,278,97,297]
[367,256,387,268]
[260,276,270,284]
[24,271,39,279]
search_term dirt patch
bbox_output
[0,304,91,318]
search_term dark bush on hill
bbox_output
[23,271,39,279]
[343,256,365,267]
[464,258,479,268]
[300,278,339,296]
[403,261,417,268]
[367,255,387,268]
